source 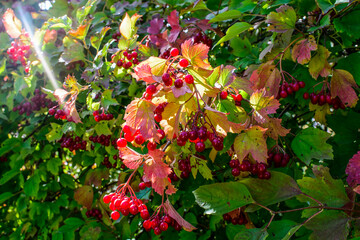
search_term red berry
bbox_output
[174,79,183,88]
[152,218,160,229]
[123,51,128,57]
[310,94,319,104]
[286,87,293,95]
[229,159,239,168]
[123,125,131,134]
[140,210,150,220]
[48,108,55,115]
[179,59,189,68]
[280,90,288,98]
[147,141,157,151]
[273,153,283,164]
[157,129,165,139]
[134,134,145,145]
[263,171,271,179]
[143,220,152,230]
[154,113,162,122]
[116,60,123,67]
[146,85,157,94]
[160,222,168,231]
[111,211,120,220]
[303,92,310,100]
[124,132,135,142]
[235,94,243,102]
[139,182,147,190]
[232,168,240,176]
[131,52,138,58]
[184,74,194,84]
[124,61,132,69]
[116,138,127,148]
[220,91,228,99]
[212,137,223,151]
[195,141,205,152]
[154,227,162,235]
[291,82,300,92]
[162,73,170,81]
[129,204,138,215]
[103,194,111,204]
[170,48,179,57]
[298,81,305,88]
[120,208,130,216]
[120,200,130,210]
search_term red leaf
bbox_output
[249,61,281,97]
[331,69,359,108]
[168,10,181,42]
[147,17,164,35]
[74,186,93,209]
[262,118,290,140]
[2,9,22,38]
[124,98,160,142]
[292,36,317,64]
[345,151,360,190]
[164,199,197,232]
[132,64,157,83]
[181,40,211,70]
[119,147,144,169]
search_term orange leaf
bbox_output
[234,126,268,163]
[181,40,211,70]
[249,61,281,97]
[262,118,290,140]
[291,36,317,64]
[132,64,158,83]
[331,69,359,108]
[43,29,57,43]
[160,102,184,140]
[119,147,144,169]
[68,19,91,41]
[250,89,280,124]
[124,98,160,142]
[164,199,197,231]
[2,9,22,38]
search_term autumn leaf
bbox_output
[204,106,246,137]
[308,45,331,79]
[207,65,236,87]
[84,169,109,187]
[261,118,290,140]
[250,89,280,124]
[234,126,268,163]
[124,98,159,142]
[119,13,142,39]
[266,5,297,33]
[309,103,331,124]
[249,61,281,97]
[147,17,163,35]
[43,29,57,43]
[168,10,181,42]
[181,40,211,70]
[132,64,158,83]
[188,68,220,97]
[53,89,81,124]
[331,69,359,108]
[2,9,22,38]
[160,102,184,140]
[68,19,92,41]
[54,89,71,104]
[171,84,192,98]
[74,186,93,209]
[345,151,360,193]
[119,147,144,169]
[137,57,168,76]
[292,36,317,64]
[164,199,197,231]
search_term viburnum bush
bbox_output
[0,0,360,239]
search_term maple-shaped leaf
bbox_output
[309,103,331,124]
[188,69,220,97]
[266,5,297,33]
[261,118,290,140]
[204,106,246,137]
[74,186,93,209]
[147,17,163,35]
[119,147,144,169]
[124,98,159,142]
[119,13,142,39]
[308,45,331,79]
[250,89,280,124]
[181,39,211,70]
[234,126,268,163]
[68,19,92,41]
[168,10,181,42]
[292,36,317,64]
[2,9,22,38]
[164,199,197,231]
[345,151,360,192]
[331,69,359,108]
[249,61,281,97]
[132,64,157,83]
[160,102,184,140]
[137,57,168,76]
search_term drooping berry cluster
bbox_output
[6,41,31,67]
[89,134,112,147]
[103,190,149,221]
[59,135,87,151]
[49,108,67,120]
[154,102,167,122]
[86,208,103,220]
[278,81,305,99]
[66,60,85,70]
[116,125,165,149]
[229,159,271,180]
[93,111,114,122]
[114,50,139,69]
[267,151,290,168]
[13,89,56,116]
[0,156,8,162]
[192,32,213,48]
[303,92,345,109]
[178,158,192,179]
[142,213,182,235]
[223,211,248,225]
[102,156,117,169]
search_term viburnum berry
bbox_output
[111,211,120,220]
[147,141,157,151]
[303,92,310,100]
[124,132,135,142]
[157,129,165,139]
[170,48,179,57]
[146,85,157,94]
[116,60,123,67]
[134,134,145,145]
[162,73,170,82]
[103,194,112,204]
[179,59,189,68]
[160,222,168,231]
[139,182,147,190]
[154,113,162,122]
[220,91,228,99]
[184,74,194,84]
[140,210,150,220]
[195,141,205,152]
[174,79,183,88]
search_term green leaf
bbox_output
[266,220,298,240]
[209,10,242,23]
[291,127,333,165]
[0,32,10,50]
[59,37,85,65]
[334,9,360,41]
[230,37,252,58]
[308,14,330,32]
[0,59,6,76]
[193,182,254,215]
[281,225,302,240]
[297,165,350,208]
[46,123,63,142]
[0,192,13,204]
[101,89,118,108]
[94,121,112,135]
[234,228,268,240]
[315,0,336,13]
[24,172,41,197]
[240,171,302,212]
[336,53,360,85]
[90,27,111,51]
[60,173,75,189]
[76,0,98,23]
[62,122,76,134]
[214,22,251,47]
[64,217,85,229]
[47,158,62,175]
[266,5,297,33]
[48,0,68,18]
[0,169,20,185]
[226,224,247,240]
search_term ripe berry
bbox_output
[286,87,293,95]
[147,141,157,151]
[139,182,147,190]
[195,141,205,152]
[143,220,152,230]
[280,90,288,98]
[170,48,179,57]
[291,82,300,92]
[116,60,123,67]
[162,73,170,82]
[179,59,189,68]
[174,79,183,88]
[140,210,150,220]
[298,81,305,88]
[111,211,120,220]
[48,108,55,115]
[188,130,198,141]
[103,194,112,204]
[120,208,130,216]
[120,200,130,210]
[178,131,190,141]
[235,94,243,102]
[123,51,128,57]
[229,160,239,168]
[310,94,319,104]
[129,204,138,215]
[154,113,162,122]
[134,134,145,145]
[160,222,168,231]
[232,168,240,176]
[131,52,138,58]
[154,227,162,235]
[303,92,310,100]
[212,137,223,151]
[220,91,228,99]
[184,74,194,84]
[146,85,157,94]
[117,138,127,148]
[157,129,165,139]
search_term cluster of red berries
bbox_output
[66,60,85,70]
[138,181,152,190]
[115,50,139,69]
[168,169,180,182]
[93,111,114,122]
[112,32,121,42]
[0,156,8,162]
[229,159,271,179]
[102,156,117,169]
[177,125,224,152]
[278,81,305,99]
[59,135,87,151]
[89,134,112,147]
[85,208,103,220]
[142,84,158,100]
[13,89,56,116]
[103,193,149,221]
[193,32,213,48]
[7,41,31,67]
[161,72,194,88]
[303,92,345,109]
[178,158,192,179]
[49,108,68,120]
[143,213,182,235]
[267,151,290,168]
[153,102,167,122]
[116,125,165,149]
[223,211,248,225]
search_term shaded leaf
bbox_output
[309,103,331,124]
[292,36,317,64]
[164,199,197,231]
[214,22,251,47]
[74,186,93,209]
[168,10,181,42]
[234,228,268,240]
[333,9,360,41]
[331,69,359,108]
[266,5,297,33]
[147,17,163,34]
[249,61,281,97]
[0,192,13,204]
[316,0,336,14]
[308,45,331,79]
[84,168,109,187]
[345,151,360,190]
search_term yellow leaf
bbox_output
[308,45,331,79]
[181,39,212,70]
[309,103,331,124]
[331,69,359,108]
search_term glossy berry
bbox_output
[154,227,162,235]
[280,90,288,98]
[111,211,120,220]
[124,132,135,142]
[140,210,150,220]
[170,48,179,57]
[195,141,205,152]
[174,79,183,88]
[134,134,145,145]
[103,194,112,204]
[139,182,147,190]
[146,85,157,94]
[147,141,157,151]
[157,129,165,139]
[179,59,189,68]
[303,92,310,100]
[232,168,240,176]
[117,138,127,148]
[160,222,168,231]
[220,91,228,99]
[184,74,194,84]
